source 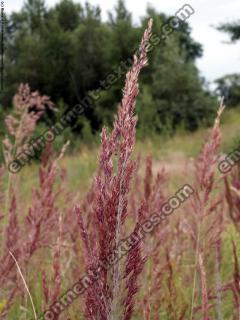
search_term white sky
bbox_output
[6,0,240,86]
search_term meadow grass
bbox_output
[14,108,240,202]
[1,50,240,319]
[1,15,240,318]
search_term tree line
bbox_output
[1,0,239,144]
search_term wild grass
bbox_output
[0,20,240,320]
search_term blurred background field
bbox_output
[13,107,240,200]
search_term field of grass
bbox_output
[2,14,240,319]
[1,41,240,319]
[18,108,240,197]
[1,104,240,319]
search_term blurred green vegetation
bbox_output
[1,0,218,143]
[1,0,240,165]
[7,108,239,199]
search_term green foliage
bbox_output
[226,130,240,155]
[2,0,217,146]
[216,21,240,110]
[136,85,161,138]
[81,117,97,145]
[217,20,240,42]
[215,74,240,107]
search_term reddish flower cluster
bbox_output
[75,19,153,320]
[3,83,53,164]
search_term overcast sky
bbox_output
[6,0,240,86]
